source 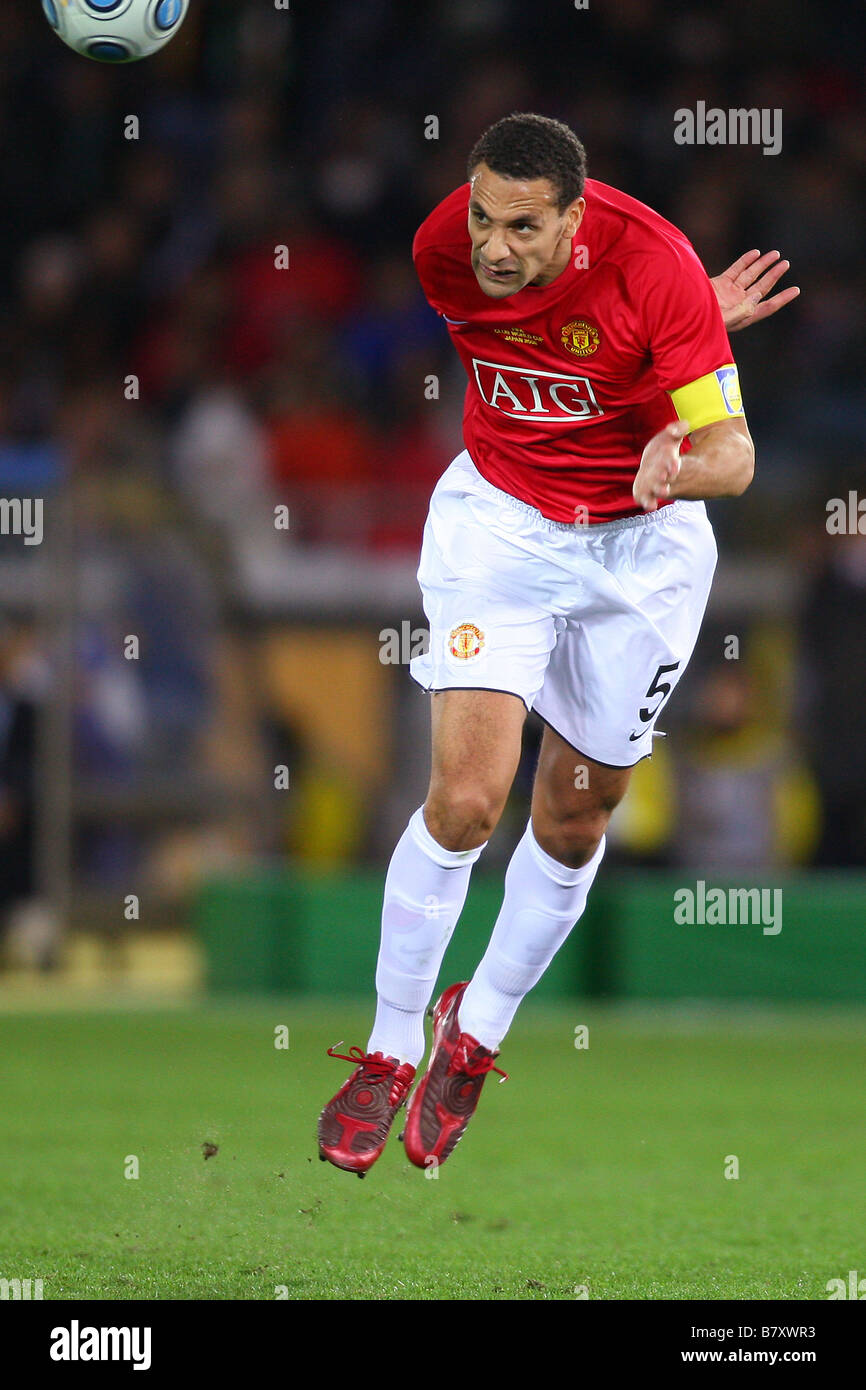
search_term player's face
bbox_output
[467,163,585,298]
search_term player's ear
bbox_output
[564,197,586,238]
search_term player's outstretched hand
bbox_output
[633,420,689,512]
[712,249,800,332]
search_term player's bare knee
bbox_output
[533,798,618,867]
[536,821,603,867]
[423,786,503,851]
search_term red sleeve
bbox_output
[412,186,472,322]
[413,239,448,318]
[636,238,735,393]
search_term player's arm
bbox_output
[636,244,761,510]
[633,416,754,511]
[634,357,754,510]
[711,249,799,332]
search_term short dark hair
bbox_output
[467,113,587,213]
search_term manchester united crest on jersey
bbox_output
[448,622,485,660]
[561,319,600,356]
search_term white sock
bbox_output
[459,821,606,1051]
[367,806,487,1067]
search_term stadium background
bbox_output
[0,0,864,1302]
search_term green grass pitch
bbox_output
[0,999,862,1300]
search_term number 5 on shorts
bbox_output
[629,660,681,740]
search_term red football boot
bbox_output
[317,1045,415,1177]
[403,982,507,1169]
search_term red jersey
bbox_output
[413,179,740,523]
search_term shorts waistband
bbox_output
[458,453,699,533]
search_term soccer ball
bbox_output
[41,0,190,64]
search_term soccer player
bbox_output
[317,113,798,1176]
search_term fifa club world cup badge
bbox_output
[448,623,485,660]
[560,319,601,356]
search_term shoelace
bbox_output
[326,1043,398,1081]
[451,1039,509,1083]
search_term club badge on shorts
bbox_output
[448,622,485,660]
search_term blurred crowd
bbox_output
[0,0,864,935]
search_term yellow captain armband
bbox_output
[669,365,745,431]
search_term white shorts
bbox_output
[408,450,718,766]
